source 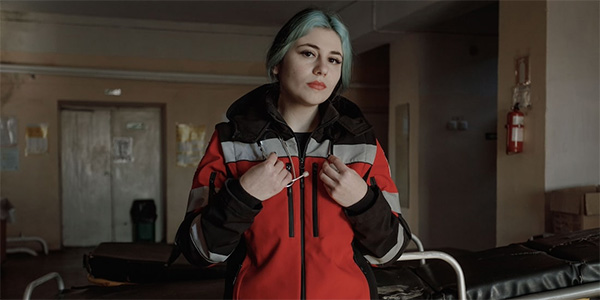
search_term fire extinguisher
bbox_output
[506,104,524,154]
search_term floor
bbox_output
[1,246,226,300]
[1,247,93,299]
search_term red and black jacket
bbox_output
[176,83,411,299]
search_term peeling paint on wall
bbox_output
[0,74,28,107]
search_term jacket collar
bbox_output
[226,83,372,143]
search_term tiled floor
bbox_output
[1,247,225,299]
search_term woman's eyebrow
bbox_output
[297,43,343,57]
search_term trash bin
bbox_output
[130,199,157,242]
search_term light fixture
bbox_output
[104,88,122,96]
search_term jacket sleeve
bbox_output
[175,129,262,267]
[344,140,411,267]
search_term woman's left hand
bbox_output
[319,155,368,207]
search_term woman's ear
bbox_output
[273,64,280,76]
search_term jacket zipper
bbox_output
[286,163,294,238]
[299,156,306,300]
[312,162,319,237]
[278,130,324,300]
[209,171,217,198]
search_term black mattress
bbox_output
[67,242,226,299]
[61,228,599,299]
[375,228,599,299]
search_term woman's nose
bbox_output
[313,59,328,76]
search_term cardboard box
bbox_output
[545,185,600,233]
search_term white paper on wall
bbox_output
[25,123,48,156]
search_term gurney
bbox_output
[375,228,600,299]
[23,228,600,300]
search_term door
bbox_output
[61,109,112,246]
[61,106,163,246]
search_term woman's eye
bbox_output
[329,58,342,64]
[301,51,315,58]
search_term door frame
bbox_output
[58,100,167,244]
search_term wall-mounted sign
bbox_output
[126,122,145,130]
[25,123,48,156]
[112,137,134,163]
[0,116,18,147]
[1,147,19,171]
[176,123,206,167]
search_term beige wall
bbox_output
[1,11,274,249]
[496,0,599,246]
[545,0,599,189]
[1,72,258,249]
[389,35,421,238]
[1,11,388,249]
[496,1,548,246]
[391,1,599,248]
[390,33,498,250]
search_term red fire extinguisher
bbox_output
[506,104,524,154]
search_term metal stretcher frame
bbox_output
[400,234,467,300]
[6,236,49,256]
[22,272,64,300]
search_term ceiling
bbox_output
[1,1,353,27]
[0,0,498,53]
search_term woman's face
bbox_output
[274,27,343,108]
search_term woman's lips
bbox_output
[307,81,327,90]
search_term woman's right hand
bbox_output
[239,152,292,201]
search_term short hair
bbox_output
[266,8,353,94]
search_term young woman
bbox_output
[176,8,411,299]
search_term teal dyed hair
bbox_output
[266,8,353,94]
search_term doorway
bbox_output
[60,104,163,246]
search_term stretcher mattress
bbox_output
[411,244,580,299]
[60,229,598,299]
[84,242,175,283]
[523,228,600,284]
[375,228,599,300]
[71,242,226,299]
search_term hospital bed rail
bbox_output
[399,234,467,300]
[7,235,49,256]
[22,272,64,300]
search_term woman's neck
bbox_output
[277,99,320,133]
